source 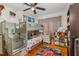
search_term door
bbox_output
[38,16,61,35]
[48,17,61,35]
[39,20,49,34]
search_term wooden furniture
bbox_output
[67,6,70,56]
[69,3,79,56]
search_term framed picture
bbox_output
[27,16,34,22]
[23,15,35,22]
[23,15,35,23]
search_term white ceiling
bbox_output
[4,3,70,16]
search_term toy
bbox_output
[50,37,55,46]
[54,49,61,55]
[53,54,61,56]
[41,50,54,56]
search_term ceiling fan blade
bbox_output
[34,3,38,6]
[23,8,31,11]
[36,7,46,11]
[24,3,31,6]
[33,10,37,14]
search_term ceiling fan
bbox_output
[23,3,46,14]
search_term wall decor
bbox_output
[27,16,34,23]
[23,15,34,23]
[9,11,16,17]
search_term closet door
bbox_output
[48,21,54,34]
[48,16,61,35]
[38,16,61,35]
[39,20,49,34]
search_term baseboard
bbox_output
[0,53,8,56]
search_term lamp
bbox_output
[31,7,35,11]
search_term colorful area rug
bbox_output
[35,46,61,56]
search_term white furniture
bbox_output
[0,34,3,54]
[26,36,43,51]
[43,35,50,43]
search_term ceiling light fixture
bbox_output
[31,7,35,11]
[23,3,46,14]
